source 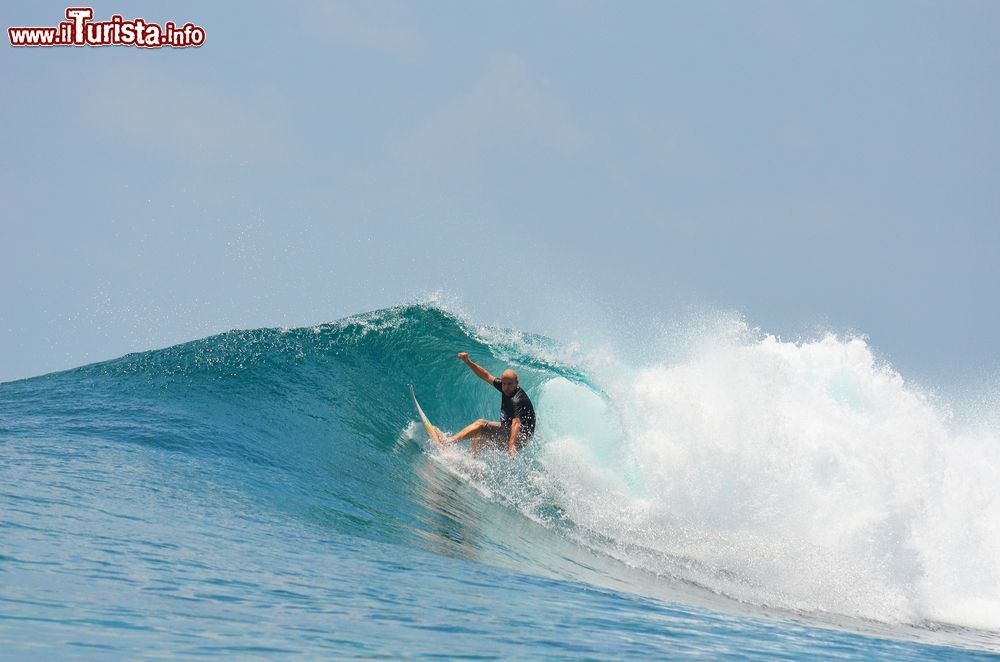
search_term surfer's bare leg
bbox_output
[469,427,499,455]
[472,422,503,457]
[448,419,501,448]
[448,418,489,444]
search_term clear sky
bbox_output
[2,1,998,385]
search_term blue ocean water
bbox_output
[2,304,998,659]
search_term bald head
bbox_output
[499,369,519,396]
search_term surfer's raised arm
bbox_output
[457,352,495,384]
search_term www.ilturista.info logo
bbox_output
[8,7,205,48]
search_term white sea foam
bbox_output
[525,325,1000,630]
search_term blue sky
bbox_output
[2,1,998,384]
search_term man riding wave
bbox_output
[446,352,536,458]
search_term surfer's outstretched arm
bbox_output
[457,352,495,384]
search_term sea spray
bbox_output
[508,325,1000,628]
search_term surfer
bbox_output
[448,352,536,458]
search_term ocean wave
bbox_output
[3,303,997,633]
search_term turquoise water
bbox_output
[2,304,998,658]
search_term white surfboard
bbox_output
[410,384,448,448]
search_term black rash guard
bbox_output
[492,378,536,440]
